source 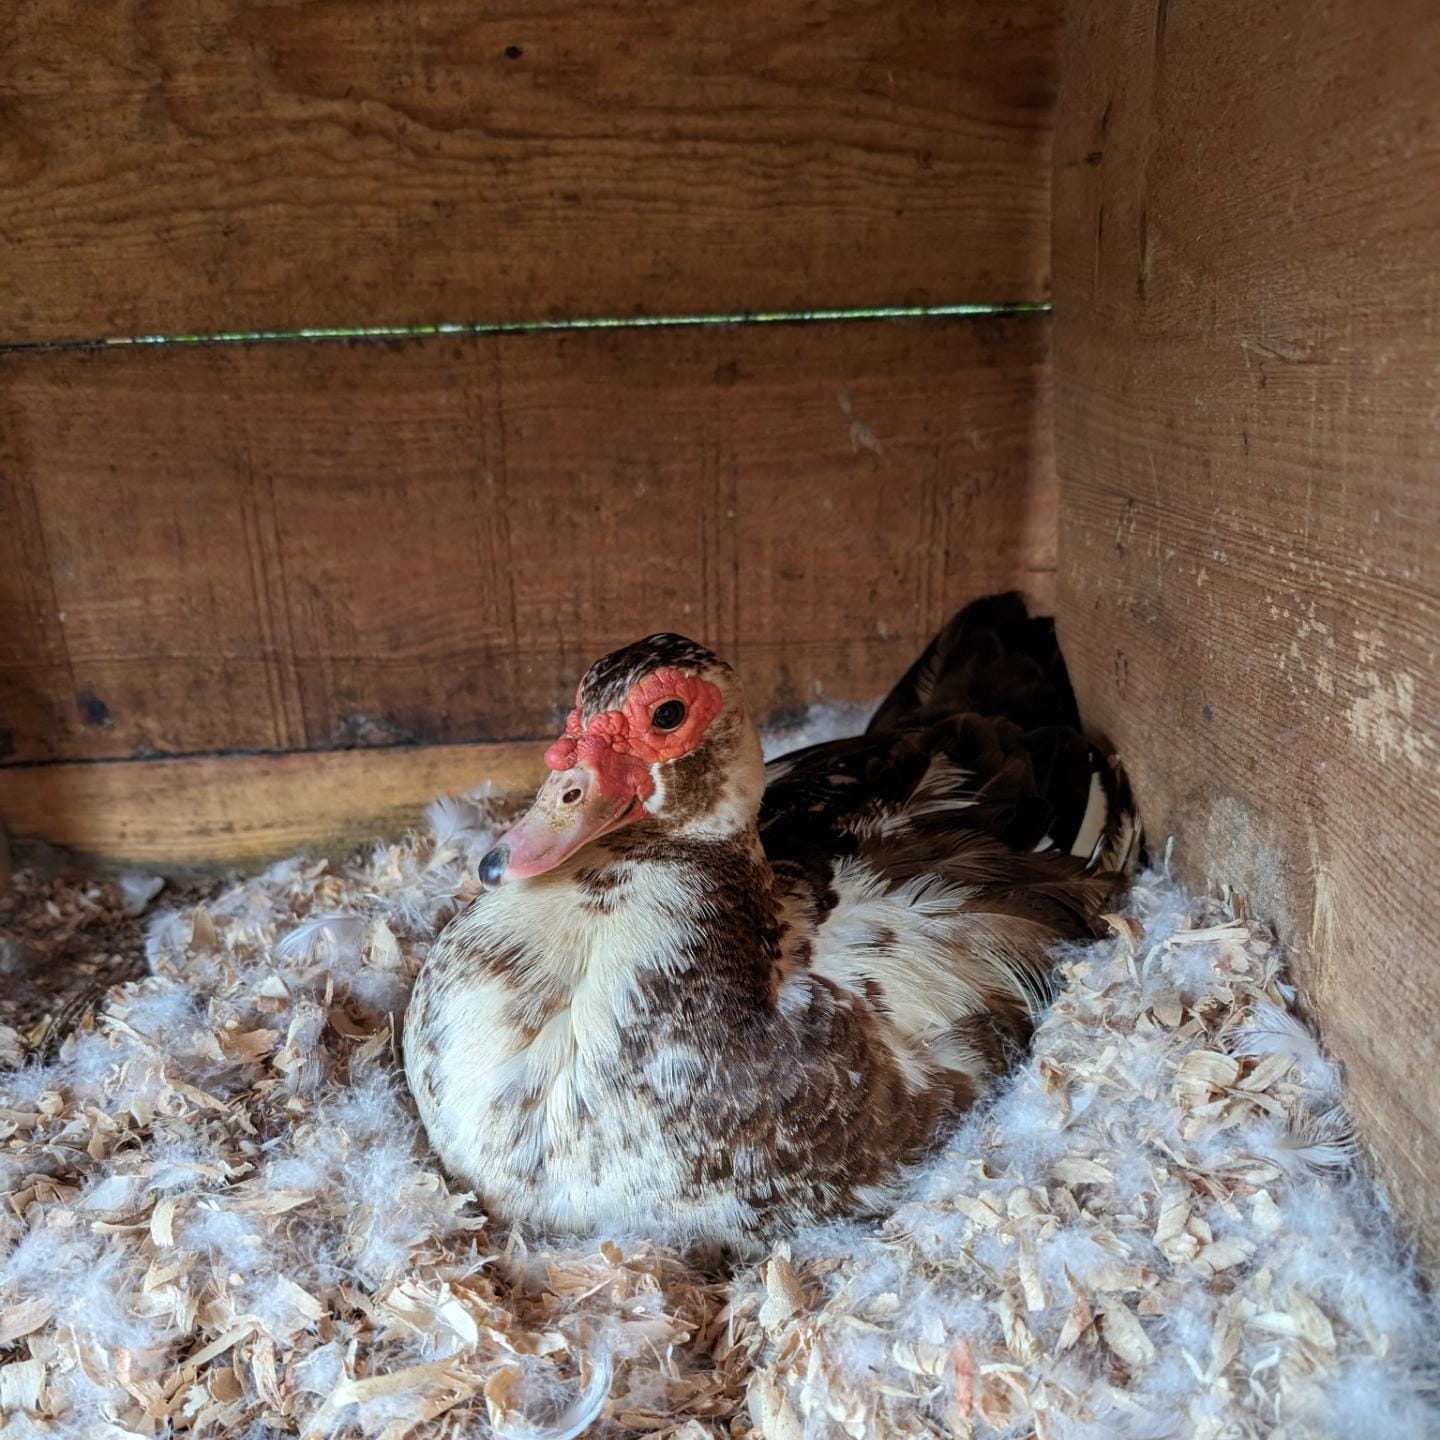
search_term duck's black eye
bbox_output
[651,699,686,731]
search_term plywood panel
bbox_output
[0,0,1060,342]
[1053,0,1440,1260]
[0,742,541,869]
[0,314,1056,766]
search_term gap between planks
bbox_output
[0,302,1052,357]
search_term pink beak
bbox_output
[478,765,642,886]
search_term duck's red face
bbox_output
[480,652,726,885]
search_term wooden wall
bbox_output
[0,0,1063,865]
[1054,0,1440,1261]
[2,1,1059,340]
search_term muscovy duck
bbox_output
[404,594,1137,1249]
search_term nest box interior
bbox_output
[1,0,1436,1376]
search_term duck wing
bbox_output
[759,593,1136,934]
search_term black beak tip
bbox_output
[478,844,510,889]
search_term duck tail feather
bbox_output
[866,592,1080,737]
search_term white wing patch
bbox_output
[904,755,975,818]
[854,755,976,840]
[1072,770,1110,860]
[806,859,995,1072]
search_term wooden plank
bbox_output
[0,743,542,870]
[0,0,1060,342]
[1053,0,1440,1262]
[0,314,1057,767]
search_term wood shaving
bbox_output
[745,880,1439,1437]
[2,800,1436,1437]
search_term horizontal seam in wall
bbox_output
[0,302,1051,356]
[0,737,564,773]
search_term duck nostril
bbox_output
[561,787,582,805]
[478,844,510,888]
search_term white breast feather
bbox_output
[410,860,753,1240]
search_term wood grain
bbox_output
[0,314,1057,767]
[0,742,542,869]
[1053,0,1440,1261]
[0,0,1059,342]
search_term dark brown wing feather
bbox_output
[759,593,1133,934]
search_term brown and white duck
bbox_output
[404,594,1137,1250]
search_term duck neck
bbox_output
[596,819,772,897]
[586,822,785,998]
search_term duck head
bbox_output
[479,634,764,886]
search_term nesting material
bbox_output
[0,869,169,1045]
[2,771,1436,1437]
[742,883,1439,1438]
